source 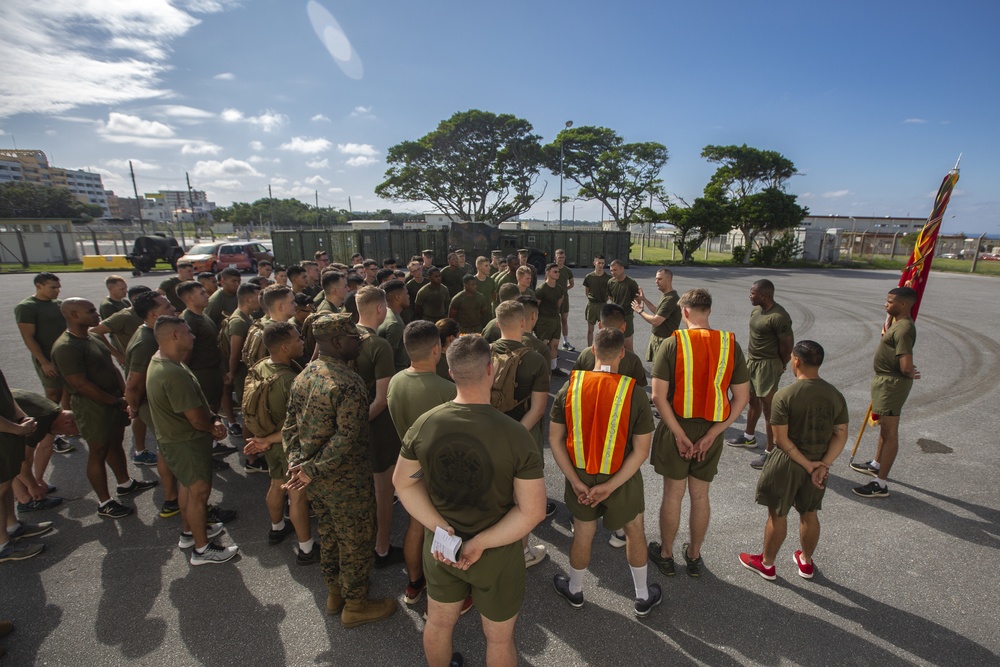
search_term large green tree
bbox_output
[701,144,807,264]
[542,126,668,231]
[375,110,545,225]
[660,193,734,264]
[0,182,103,219]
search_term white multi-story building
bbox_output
[0,149,110,215]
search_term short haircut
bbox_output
[888,286,918,302]
[300,260,318,269]
[314,250,328,260]
[382,279,406,297]
[382,257,396,267]
[446,334,490,383]
[263,321,298,352]
[476,256,489,266]
[219,267,241,280]
[33,272,59,286]
[594,254,606,261]
[176,280,203,300]
[237,282,261,300]
[599,303,626,327]
[258,260,272,269]
[657,268,673,279]
[495,300,525,329]
[286,265,307,280]
[273,265,286,274]
[393,269,406,279]
[435,318,460,343]
[752,279,775,295]
[545,262,559,272]
[127,285,152,301]
[197,272,216,282]
[792,340,824,368]
[555,248,566,255]
[248,276,270,288]
[403,320,440,360]
[516,295,539,315]
[506,254,518,266]
[609,259,624,268]
[355,285,385,311]
[594,328,625,360]
[153,315,186,342]
[322,271,345,291]
[133,291,165,319]
[516,266,532,277]
[346,273,365,287]
[105,275,126,287]
[462,273,477,285]
[679,288,712,311]
[363,259,378,268]
[498,283,520,301]
[376,267,395,284]
[293,292,315,310]
[176,261,193,270]
[447,252,458,261]
[427,266,441,277]
[262,284,293,310]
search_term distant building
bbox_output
[105,191,142,220]
[0,149,109,216]
[143,189,216,223]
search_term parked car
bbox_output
[979,253,1000,261]
[938,252,960,259]
[178,241,274,273]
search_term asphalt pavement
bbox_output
[0,265,997,666]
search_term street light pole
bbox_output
[558,120,573,230]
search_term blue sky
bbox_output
[1,0,998,234]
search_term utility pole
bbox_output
[268,184,274,229]
[129,160,147,233]
[186,171,195,223]
[315,190,320,227]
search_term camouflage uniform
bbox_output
[283,315,375,602]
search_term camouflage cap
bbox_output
[310,313,358,338]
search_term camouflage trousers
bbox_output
[306,473,376,601]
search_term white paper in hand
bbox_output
[432,526,463,563]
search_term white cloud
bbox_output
[822,190,851,199]
[328,187,344,193]
[338,142,377,156]
[306,158,329,169]
[280,137,332,153]
[95,111,221,154]
[305,175,330,186]
[350,105,374,118]
[103,112,175,138]
[221,108,287,132]
[0,3,238,118]
[311,114,331,122]
[213,72,235,81]
[903,118,928,124]
[106,158,160,171]
[148,104,215,121]
[249,140,265,151]
[271,177,288,185]
[204,179,243,190]
[191,158,262,179]
[346,155,377,167]
[181,142,222,155]
[45,129,57,136]
[247,155,280,164]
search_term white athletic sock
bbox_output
[299,538,315,553]
[99,498,113,508]
[271,520,285,531]
[550,358,558,370]
[870,460,881,470]
[568,567,586,595]
[874,478,887,488]
[630,564,649,600]
[6,522,21,536]
[744,431,755,439]
[561,336,569,344]
[117,479,135,490]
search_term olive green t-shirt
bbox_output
[572,347,648,387]
[316,298,342,314]
[490,339,550,422]
[14,296,66,356]
[556,266,574,292]
[415,283,451,321]
[145,355,212,445]
[405,278,426,309]
[399,402,544,538]
[583,272,611,304]
[376,309,409,373]
[205,289,239,329]
[449,291,491,333]
[221,310,253,367]
[99,297,129,321]
[180,309,221,372]
[125,325,158,376]
[7,388,61,448]
[521,332,549,358]
[159,276,184,313]
[607,276,640,312]
[535,283,565,322]
[475,276,497,306]
[439,266,466,297]
[103,307,143,353]
[436,353,452,382]
[651,290,681,338]
[770,378,849,459]
[651,333,750,426]
[50,332,122,397]
[356,325,399,447]
[550,373,655,457]
[481,318,501,344]
[747,302,793,360]
[387,370,458,439]
[873,319,916,377]
[255,359,299,435]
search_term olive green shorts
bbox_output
[232,366,248,405]
[585,302,604,325]
[871,375,912,416]
[564,469,644,531]
[424,532,525,623]
[369,412,402,474]
[623,314,635,339]
[747,358,784,397]
[32,358,63,391]
[651,418,724,482]
[647,335,667,362]
[70,395,129,445]
[560,294,570,315]
[264,441,289,481]
[192,367,223,408]
[160,437,213,486]
[138,402,159,441]
[0,437,25,483]
[534,316,561,342]
[754,449,825,517]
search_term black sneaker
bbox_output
[211,458,230,471]
[552,574,584,609]
[244,458,269,475]
[116,479,159,497]
[561,342,576,352]
[682,543,702,577]
[8,521,54,540]
[545,501,557,517]
[296,544,321,566]
[0,541,44,562]
[212,442,238,457]
[551,368,568,377]
[97,500,134,519]
[159,500,181,518]
[228,422,244,437]
[634,583,663,618]
[53,436,75,454]
[449,653,464,667]
[850,460,880,477]
[647,542,675,576]
[267,522,296,545]
[853,481,889,498]
[374,545,405,569]
[207,504,237,524]
[16,497,63,513]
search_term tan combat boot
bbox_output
[341,597,398,628]
[326,581,345,615]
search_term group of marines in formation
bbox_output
[0,246,921,666]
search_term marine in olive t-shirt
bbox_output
[205,288,239,329]
[387,370,457,440]
[415,283,451,322]
[439,266,466,297]
[377,309,409,373]
[356,325,402,468]
[14,295,66,359]
[489,339,550,423]
[583,272,611,305]
[102,307,143,353]
[449,291,491,334]
[747,302,793,361]
[769,378,849,460]
[180,309,221,372]
[3,388,61,449]
[50,332,123,398]
[125,325,159,428]
[873,319,916,377]
[573,346,648,387]
[650,290,681,339]
[145,355,213,445]
[158,276,185,313]
[607,277,640,314]
[99,297,129,321]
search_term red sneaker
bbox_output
[739,552,776,581]
[793,550,815,579]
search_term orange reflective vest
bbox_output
[564,370,635,475]
[672,329,736,421]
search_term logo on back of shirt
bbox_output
[426,434,495,511]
